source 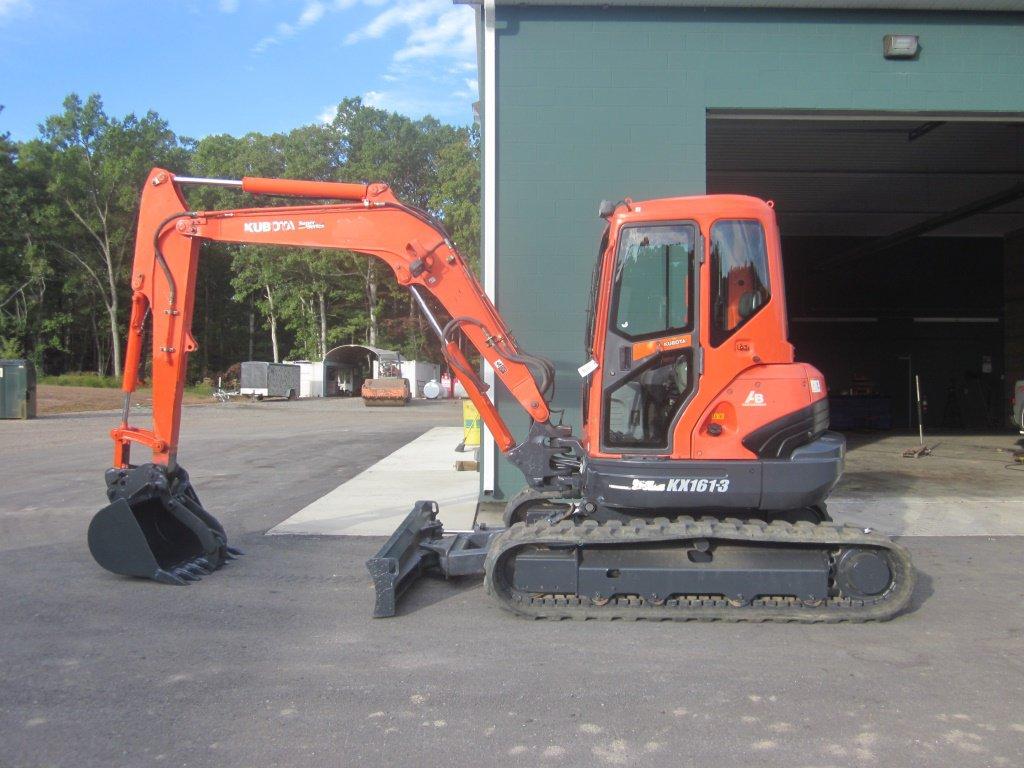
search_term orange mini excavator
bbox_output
[87,168,915,621]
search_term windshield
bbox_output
[611,224,695,340]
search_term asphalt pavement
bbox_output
[2,398,1023,768]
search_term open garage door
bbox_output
[708,112,1024,430]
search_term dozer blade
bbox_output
[366,501,502,617]
[88,463,239,585]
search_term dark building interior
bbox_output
[708,115,1024,430]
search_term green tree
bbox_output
[2,92,482,379]
[20,94,189,376]
[329,98,480,351]
[191,131,293,363]
[0,114,60,364]
[430,123,480,270]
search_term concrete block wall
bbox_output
[489,6,1024,497]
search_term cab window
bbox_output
[604,352,691,449]
[710,220,770,347]
[604,223,695,449]
[611,224,694,340]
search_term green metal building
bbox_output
[461,0,1024,499]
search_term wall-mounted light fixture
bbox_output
[883,34,920,59]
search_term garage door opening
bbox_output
[708,112,1024,431]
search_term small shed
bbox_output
[324,344,400,397]
[322,345,441,398]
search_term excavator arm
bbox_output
[113,167,559,470]
[88,168,579,590]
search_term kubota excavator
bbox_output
[87,168,915,622]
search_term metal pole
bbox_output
[915,374,924,446]
[172,176,243,187]
[408,285,445,341]
[906,355,912,429]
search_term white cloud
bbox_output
[393,8,473,62]
[299,0,326,27]
[251,0,478,123]
[218,0,238,13]
[340,2,477,121]
[0,0,30,20]
[252,35,279,54]
[361,89,443,117]
[252,0,330,53]
[343,0,448,45]
[318,104,338,124]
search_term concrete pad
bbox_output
[831,433,1024,537]
[829,497,1024,537]
[268,426,478,536]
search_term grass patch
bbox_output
[40,372,121,388]
[41,373,214,397]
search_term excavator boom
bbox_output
[89,168,571,587]
[113,168,558,471]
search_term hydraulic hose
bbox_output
[442,316,556,401]
[441,316,491,389]
[152,212,198,307]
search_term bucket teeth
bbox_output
[226,546,244,558]
[174,568,200,582]
[154,569,189,586]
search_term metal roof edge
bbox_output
[454,0,1024,10]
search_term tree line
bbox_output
[0,94,479,382]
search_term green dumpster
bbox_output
[0,359,37,419]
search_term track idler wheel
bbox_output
[87,463,240,585]
[834,548,893,599]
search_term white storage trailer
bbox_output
[240,361,300,400]
[286,360,359,398]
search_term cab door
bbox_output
[599,222,700,454]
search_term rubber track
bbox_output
[483,516,916,623]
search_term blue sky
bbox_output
[0,0,479,141]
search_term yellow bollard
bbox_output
[462,400,482,448]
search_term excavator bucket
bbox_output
[88,463,239,585]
